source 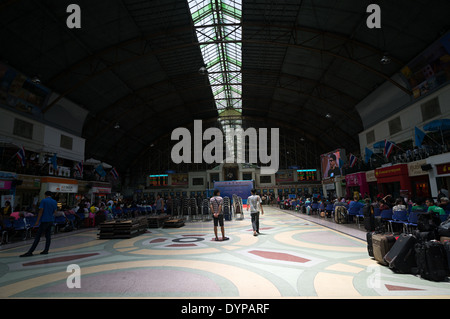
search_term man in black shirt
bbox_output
[327,154,341,178]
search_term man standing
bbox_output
[210,189,228,241]
[20,191,57,257]
[155,194,164,215]
[247,189,264,236]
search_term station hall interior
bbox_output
[1,0,450,303]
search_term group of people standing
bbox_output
[209,189,264,240]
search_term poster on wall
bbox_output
[400,31,450,99]
[1,195,14,209]
[275,170,294,183]
[214,180,254,204]
[171,174,188,186]
[320,149,346,179]
[0,62,51,115]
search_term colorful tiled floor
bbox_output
[1,207,449,299]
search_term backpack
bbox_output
[417,212,441,232]
[334,205,348,224]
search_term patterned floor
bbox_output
[1,206,449,299]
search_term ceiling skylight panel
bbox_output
[188,0,243,118]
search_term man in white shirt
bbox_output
[210,189,228,241]
[247,189,264,236]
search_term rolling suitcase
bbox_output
[384,233,417,273]
[366,231,380,257]
[363,204,375,231]
[444,241,450,272]
[413,240,449,282]
[372,233,396,265]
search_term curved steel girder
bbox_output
[0,0,19,11]
[43,26,410,113]
[94,99,355,169]
[47,22,404,85]
[119,115,332,171]
[84,72,362,142]
[84,66,363,147]
[84,80,361,156]
[132,124,322,174]
[90,66,361,123]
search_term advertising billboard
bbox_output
[320,149,346,179]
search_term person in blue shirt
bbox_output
[348,196,364,222]
[20,191,57,257]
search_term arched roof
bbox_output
[1,0,449,171]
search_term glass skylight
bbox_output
[188,0,245,163]
[188,0,243,113]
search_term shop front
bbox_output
[407,160,431,200]
[365,170,379,199]
[345,172,369,199]
[90,183,112,204]
[40,177,78,208]
[0,171,17,208]
[322,176,345,199]
[375,164,411,199]
[15,174,41,211]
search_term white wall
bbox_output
[0,108,45,151]
[43,126,85,162]
[359,83,450,155]
[0,107,85,162]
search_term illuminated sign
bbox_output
[297,169,317,181]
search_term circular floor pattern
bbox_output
[0,206,449,299]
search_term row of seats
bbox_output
[1,214,73,244]
[281,200,450,233]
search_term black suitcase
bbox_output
[444,241,450,272]
[414,240,449,282]
[366,231,376,257]
[384,233,417,274]
[363,204,375,231]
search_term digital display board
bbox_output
[148,174,168,187]
[297,169,317,181]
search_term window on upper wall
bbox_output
[192,177,204,186]
[60,135,73,150]
[366,130,375,144]
[13,118,33,140]
[259,175,271,184]
[421,97,441,121]
[388,117,402,135]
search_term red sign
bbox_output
[0,181,12,190]
[436,163,450,175]
[375,164,408,178]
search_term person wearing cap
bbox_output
[327,154,341,178]
[20,191,57,257]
